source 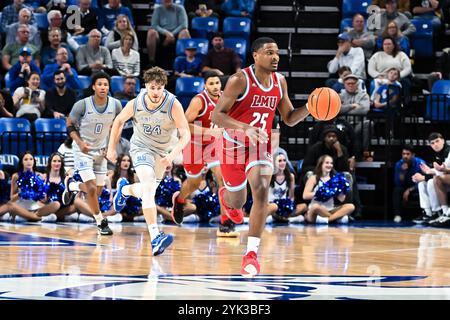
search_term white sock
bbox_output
[424,208,432,216]
[94,212,104,225]
[442,205,449,215]
[183,214,200,223]
[148,224,160,241]
[69,181,81,192]
[246,236,260,255]
[289,215,305,223]
[315,215,329,224]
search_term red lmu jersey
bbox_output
[192,89,221,145]
[226,65,283,145]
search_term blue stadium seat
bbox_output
[34,118,67,155]
[35,12,49,30]
[176,38,209,58]
[224,38,247,67]
[72,35,89,46]
[111,76,141,94]
[340,18,353,33]
[223,17,252,42]
[410,19,433,57]
[426,80,450,121]
[154,0,184,5]
[0,154,19,172]
[342,0,371,19]
[175,77,205,110]
[0,118,33,155]
[78,75,91,90]
[35,155,49,172]
[191,16,219,39]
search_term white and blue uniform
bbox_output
[268,179,288,202]
[309,179,335,211]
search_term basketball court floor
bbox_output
[1,221,450,300]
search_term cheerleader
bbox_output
[268,153,307,223]
[0,152,57,222]
[303,155,354,224]
[107,153,141,222]
[43,153,92,221]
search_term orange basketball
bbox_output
[307,87,341,121]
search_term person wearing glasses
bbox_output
[2,24,40,70]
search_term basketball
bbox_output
[307,87,341,121]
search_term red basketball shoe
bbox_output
[240,251,260,278]
[218,187,244,224]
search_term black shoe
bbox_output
[97,218,113,235]
[429,215,450,228]
[217,219,239,237]
[62,177,77,206]
[415,211,440,224]
[171,191,184,225]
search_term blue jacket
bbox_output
[394,156,425,188]
[7,61,41,93]
[221,0,255,17]
[41,63,82,91]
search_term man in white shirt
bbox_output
[326,33,366,88]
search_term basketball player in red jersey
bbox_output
[173,72,238,236]
[212,37,310,277]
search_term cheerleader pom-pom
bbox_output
[44,182,65,203]
[192,191,220,221]
[330,173,351,195]
[17,171,46,201]
[73,171,83,182]
[274,198,295,217]
[98,188,112,212]
[123,196,142,215]
[155,177,181,207]
[243,196,253,214]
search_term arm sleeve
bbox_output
[394,161,402,187]
[66,69,83,90]
[401,18,416,37]
[399,53,412,78]
[76,47,88,71]
[350,49,366,79]
[105,31,120,51]
[103,48,113,69]
[368,54,380,78]
[172,6,188,35]
[68,100,86,124]
[151,7,167,34]
[327,57,339,74]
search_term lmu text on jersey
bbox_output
[250,95,278,110]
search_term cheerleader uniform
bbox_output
[15,171,45,211]
[309,178,336,211]
[268,178,295,217]
[43,178,65,206]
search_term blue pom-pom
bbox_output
[44,181,65,203]
[274,198,295,217]
[98,187,112,212]
[314,173,350,202]
[243,195,253,214]
[192,190,220,222]
[122,196,142,215]
[0,179,10,204]
[155,177,180,207]
[73,171,83,182]
[17,171,45,201]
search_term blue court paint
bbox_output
[0,231,97,247]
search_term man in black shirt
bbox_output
[44,70,77,118]
[412,132,450,224]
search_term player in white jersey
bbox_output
[63,72,122,235]
[106,67,190,256]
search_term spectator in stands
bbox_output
[146,0,190,66]
[0,90,15,118]
[392,144,425,222]
[13,71,46,123]
[42,47,82,90]
[41,10,69,48]
[105,14,138,51]
[332,66,367,94]
[7,46,40,93]
[412,132,449,224]
[371,0,412,17]
[303,155,354,224]
[368,36,412,104]
[326,32,366,88]
[411,0,442,31]
[113,75,137,101]
[174,45,203,78]
[6,8,41,50]
[41,28,74,66]
[201,32,241,81]
[2,24,40,70]
[221,0,255,18]
[43,69,77,118]
[347,13,376,60]
[64,0,101,36]
[185,0,221,20]
[47,0,68,15]
[101,0,134,33]
[368,0,416,38]
[339,74,370,115]
[372,67,403,109]
[431,150,450,227]
[0,0,35,33]
[76,29,115,75]
[427,47,450,90]
[111,31,140,77]
[375,21,410,55]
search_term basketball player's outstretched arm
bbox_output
[211,72,268,145]
[276,76,310,127]
[185,96,222,138]
[106,100,135,164]
[160,100,191,168]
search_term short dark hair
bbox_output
[428,132,444,141]
[203,70,220,82]
[91,71,111,87]
[211,32,223,40]
[252,37,277,53]
[53,69,65,78]
[337,66,351,75]
[402,144,415,153]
